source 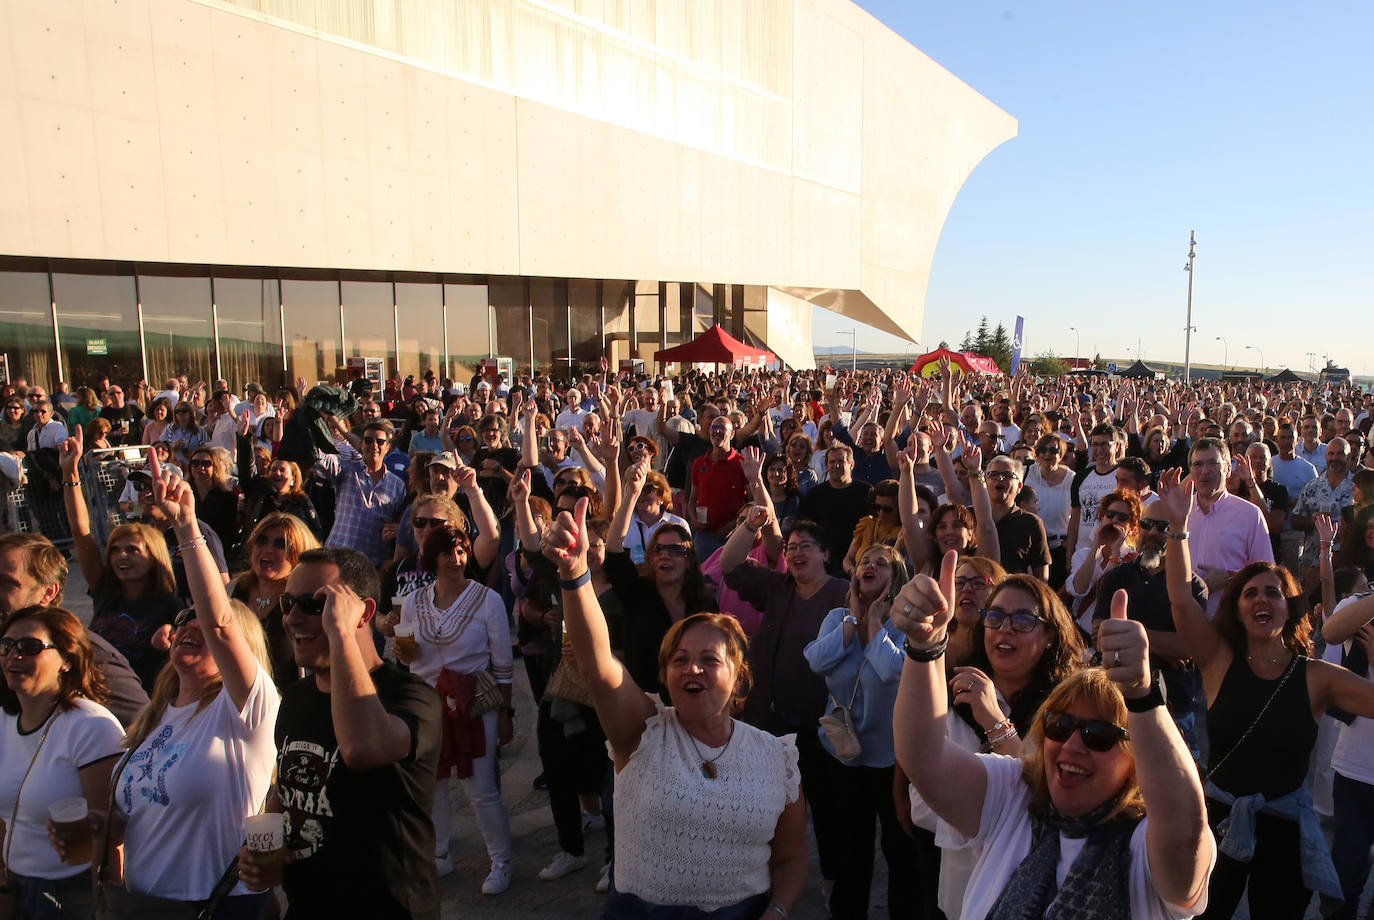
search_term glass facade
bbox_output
[0,257,756,392]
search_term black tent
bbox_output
[1067,367,1108,378]
[1119,360,1159,379]
[1267,368,1305,384]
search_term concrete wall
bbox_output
[0,0,1015,346]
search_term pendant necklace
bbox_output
[685,720,735,779]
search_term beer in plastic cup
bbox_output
[697,505,709,525]
[393,623,418,664]
[49,797,92,865]
[244,813,285,889]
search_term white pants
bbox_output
[433,709,512,865]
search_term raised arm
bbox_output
[543,498,657,760]
[890,550,986,840]
[567,426,604,478]
[928,422,969,505]
[57,427,104,588]
[1097,590,1211,909]
[508,470,542,553]
[897,437,931,575]
[591,421,621,521]
[320,586,414,769]
[152,458,260,707]
[1322,587,1374,645]
[453,464,500,570]
[739,446,783,564]
[1315,513,1337,629]
[1157,469,1225,667]
[608,456,648,555]
[961,442,1000,565]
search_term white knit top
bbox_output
[612,703,800,909]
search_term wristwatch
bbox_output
[842,614,859,627]
[1124,672,1167,713]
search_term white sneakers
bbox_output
[538,850,589,881]
[580,812,606,833]
[481,861,513,895]
[595,861,612,893]
[433,854,454,878]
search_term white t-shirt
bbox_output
[0,699,124,878]
[118,664,281,899]
[1328,597,1374,786]
[944,754,1212,920]
[623,510,691,564]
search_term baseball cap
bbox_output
[427,451,459,471]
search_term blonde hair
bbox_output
[245,512,321,581]
[100,523,176,600]
[124,600,271,751]
[191,446,233,491]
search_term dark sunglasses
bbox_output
[1101,509,1132,523]
[253,534,288,551]
[979,608,1047,633]
[280,592,329,617]
[0,636,57,658]
[413,516,448,529]
[1042,709,1129,752]
[173,607,198,628]
[1037,446,1061,455]
[190,459,214,469]
[652,543,691,558]
[362,436,389,446]
[1138,519,1170,533]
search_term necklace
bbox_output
[683,719,735,779]
[1247,647,1288,666]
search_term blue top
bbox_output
[803,608,906,767]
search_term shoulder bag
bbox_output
[817,662,865,763]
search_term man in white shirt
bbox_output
[25,400,68,450]
[554,387,589,432]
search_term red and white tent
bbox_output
[653,324,775,368]
[909,346,1002,377]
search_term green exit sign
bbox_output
[86,338,108,356]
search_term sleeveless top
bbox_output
[1206,655,1315,797]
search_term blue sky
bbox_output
[812,1,1374,375]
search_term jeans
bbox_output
[434,709,512,865]
[1328,772,1374,920]
[602,891,770,920]
[7,870,92,920]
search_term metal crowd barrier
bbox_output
[0,446,148,548]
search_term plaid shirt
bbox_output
[316,445,407,564]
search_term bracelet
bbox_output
[969,471,985,482]
[986,718,1018,746]
[1166,530,1189,541]
[62,480,81,488]
[558,569,591,590]
[903,635,948,662]
[766,903,788,920]
[177,537,207,551]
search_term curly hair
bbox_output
[0,607,108,715]
[1213,562,1311,658]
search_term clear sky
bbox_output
[812,1,1374,376]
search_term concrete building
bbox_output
[0,0,1015,390]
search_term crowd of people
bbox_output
[2,360,1374,919]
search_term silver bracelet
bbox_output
[766,903,788,920]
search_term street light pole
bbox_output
[1216,336,1227,372]
[1245,345,1265,375]
[1183,231,1196,384]
[1069,326,1080,369]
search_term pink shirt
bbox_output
[1187,490,1273,616]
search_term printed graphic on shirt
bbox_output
[278,738,341,859]
[121,725,188,809]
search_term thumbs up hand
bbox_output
[1097,589,1152,699]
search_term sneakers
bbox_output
[538,850,589,881]
[434,854,454,878]
[595,861,612,893]
[481,861,513,895]
[581,812,606,832]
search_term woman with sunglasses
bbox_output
[802,544,921,919]
[75,466,277,920]
[186,447,239,557]
[236,412,321,541]
[397,523,514,894]
[1025,433,1074,586]
[1157,471,1374,919]
[894,550,1214,919]
[1067,489,1142,634]
[229,513,321,689]
[164,402,204,468]
[0,607,123,919]
[0,399,28,453]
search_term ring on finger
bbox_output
[1112,650,1121,667]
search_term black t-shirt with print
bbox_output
[275,661,442,920]
[87,587,183,689]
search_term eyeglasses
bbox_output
[190,459,213,470]
[954,575,993,590]
[1089,440,1112,449]
[652,543,691,558]
[979,608,1047,633]
[457,436,475,443]
[361,437,389,446]
[1042,709,1129,752]
[173,607,198,628]
[253,534,288,551]
[1190,459,1222,470]
[280,592,329,617]
[1036,446,1060,456]
[1138,519,1170,533]
[33,408,51,416]
[4,405,22,412]
[0,636,57,658]
[1101,509,1132,523]
[785,540,822,555]
[412,516,448,529]
[986,470,1017,482]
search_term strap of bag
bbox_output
[1202,654,1300,785]
[829,657,866,714]
[2,710,58,881]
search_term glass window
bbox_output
[342,281,396,382]
[634,280,661,359]
[215,275,283,393]
[443,283,490,384]
[488,278,530,379]
[569,279,602,369]
[693,281,715,332]
[395,281,445,383]
[282,279,341,387]
[529,279,568,378]
[0,271,58,389]
[53,271,143,389]
[139,274,213,389]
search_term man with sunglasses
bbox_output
[315,418,407,565]
[985,454,1050,580]
[24,398,68,451]
[243,546,442,918]
[1092,505,1209,760]
[97,383,143,446]
[0,532,149,725]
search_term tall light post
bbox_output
[1183,231,1196,384]
[1069,326,1080,369]
[1215,336,1227,372]
[1245,344,1265,375]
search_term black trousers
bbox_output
[1198,799,1311,920]
[537,699,610,857]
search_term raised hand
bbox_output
[889,549,958,647]
[507,468,531,504]
[744,503,771,534]
[542,496,590,576]
[896,434,916,474]
[149,453,196,528]
[623,455,650,497]
[928,422,949,454]
[318,582,369,638]
[454,463,479,493]
[950,666,1005,730]
[237,411,251,437]
[1096,589,1151,698]
[959,440,983,473]
[1314,512,1338,546]
[740,445,764,482]
[1156,467,1194,527]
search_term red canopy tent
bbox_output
[653,324,775,368]
[909,346,1002,377]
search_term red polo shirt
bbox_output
[690,448,749,532]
